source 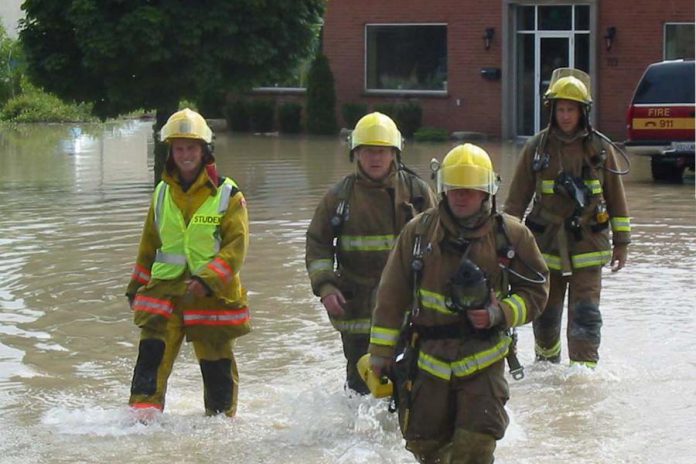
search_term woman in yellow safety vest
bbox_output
[125,108,250,418]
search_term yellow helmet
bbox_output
[160,108,213,144]
[436,144,499,195]
[350,112,402,152]
[544,68,592,106]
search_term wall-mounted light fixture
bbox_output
[604,26,616,51]
[483,27,495,50]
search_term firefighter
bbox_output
[126,108,250,418]
[305,112,437,395]
[504,68,631,367]
[369,144,549,463]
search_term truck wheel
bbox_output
[651,156,685,183]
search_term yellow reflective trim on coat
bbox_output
[308,259,333,277]
[370,326,400,347]
[330,317,371,334]
[339,234,395,251]
[584,179,602,195]
[610,217,631,232]
[502,293,527,327]
[417,352,452,380]
[541,180,555,194]
[450,336,511,377]
[418,289,453,315]
[571,250,612,268]
[542,253,562,270]
[535,340,561,358]
[417,336,512,381]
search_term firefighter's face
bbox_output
[356,145,395,181]
[446,188,487,218]
[554,99,582,134]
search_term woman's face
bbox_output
[171,138,205,181]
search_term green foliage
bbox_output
[248,100,275,133]
[305,53,337,135]
[278,102,302,134]
[373,103,397,120]
[0,24,23,106]
[413,126,449,142]
[224,99,250,132]
[19,0,326,120]
[341,103,368,129]
[1,78,95,122]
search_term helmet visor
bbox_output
[438,164,499,195]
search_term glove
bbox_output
[467,292,504,329]
[369,354,393,379]
[127,294,135,308]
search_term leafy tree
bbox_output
[305,52,337,135]
[19,0,325,181]
[0,23,23,106]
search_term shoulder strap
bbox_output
[330,174,356,238]
[494,214,515,296]
[410,212,434,317]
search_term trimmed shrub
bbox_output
[341,103,368,129]
[305,53,338,134]
[225,99,250,132]
[373,103,397,120]
[249,100,275,132]
[395,102,422,137]
[278,102,303,133]
[413,126,449,142]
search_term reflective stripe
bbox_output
[541,180,555,194]
[183,307,250,326]
[535,340,561,358]
[541,179,602,195]
[610,216,631,232]
[207,257,233,283]
[451,337,511,377]
[418,352,452,380]
[330,317,371,334]
[131,264,151,285]
[154,183,168,229]
[502,293,527,327]
[416,336,511,381]
[572,250,612,268]
[370,326,400,347]
[155,250,187,266]
[544,251,611,270]
[132,295,174,318]
[218,183,233,213]
[308,259,333,277]
[418,289,453,315]
[584,179,602,195]
[339,234,395,252]
[542,253,562,270]
[570,360,597,369]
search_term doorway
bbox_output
[514,4,591,136]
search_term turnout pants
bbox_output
[533,267,603,365]
[402,361,508,464]
[129,306,239,416]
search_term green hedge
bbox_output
[413,126,449,142]
[224,99,250,132]
[278,102,302,133]
[342,103,368,129]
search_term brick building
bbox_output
[320,0,694,139]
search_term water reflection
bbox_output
[0,121,694,463]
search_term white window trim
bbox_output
[364,22,448,95]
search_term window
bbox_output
[365,24,447,93]
[664,23,695,60]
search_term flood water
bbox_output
[0,120,694,463]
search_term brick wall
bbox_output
[323,0,694,139]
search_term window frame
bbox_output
[364,22,448,96]
[663,22,695,60]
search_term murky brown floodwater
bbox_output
[0,121,694,463]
